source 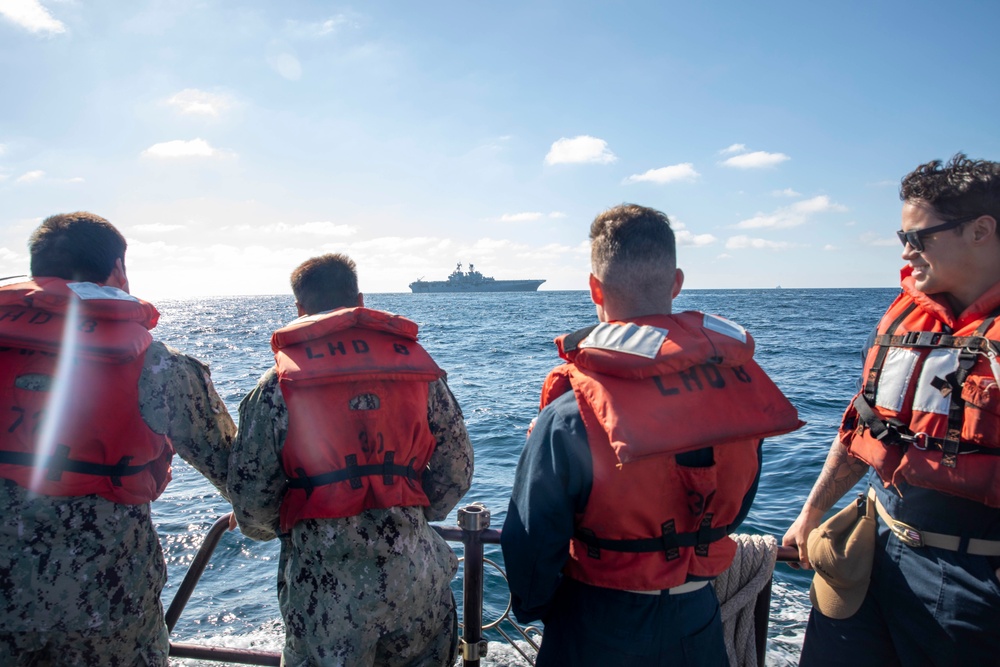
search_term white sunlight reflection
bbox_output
[29,294,79,492]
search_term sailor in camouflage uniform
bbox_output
[229,253,473,667]
[0,213,236,666]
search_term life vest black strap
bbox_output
[852,394,1000,457]
[872,331,999,354]
[287,451,420,498]
[574,519,730,560]
[561,325,598,353]
[0,445,149,486]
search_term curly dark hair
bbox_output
[290,253,359,315]
[900,153,1000,221]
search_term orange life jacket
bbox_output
[842,270,1000,506]
[0,278,172,504]
[275,307,445,531]
[540,312,803,590]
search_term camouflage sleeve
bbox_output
[140,341,236,499]
[227,368,288,541]
[422,377,474,521]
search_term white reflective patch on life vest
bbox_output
[912,348,961,416]
[875,347,920,412]
[703,314,747,344]
[66,282,138,302]
[579,322,667,359]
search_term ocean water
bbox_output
[153,288,900,666]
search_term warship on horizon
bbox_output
[409,263,545,293]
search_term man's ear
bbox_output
[588,273,604,307]
[295,302,306,317]
[107,258,130,293]
[971,215,997,244]
[671,268,685,298]
[357,292,365,307]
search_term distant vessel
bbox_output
[409,263,545,293]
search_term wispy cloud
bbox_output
[721,150,790,169]
[285,15,356,38]
[141,139,223,159]
[625,163,699,184]
[676,230,717,246]
[734,195,847,230]
[499,211,566,223]
[719,144,746,155]
[15,170,44,183]
[545,136,616,165]
[223,221,359,236]
[0,0,66,35]
[167,89,235,117]
[772,188,801,197]
[725,235,793,250]
[860,232,898,247]
[133,223,187,234]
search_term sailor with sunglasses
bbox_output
[784,154,1000,666]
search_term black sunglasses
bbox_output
[896,214,980,252]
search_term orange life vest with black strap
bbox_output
[275,307,445,532]
[0,278,172,504]
[842,270,1000,507]
[539,312,803,591]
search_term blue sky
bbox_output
[1,1,998,298]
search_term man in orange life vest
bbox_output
[783,155,1000,665]
[501,204,802,666]
[0,212,236,665]
[228,253,474,666]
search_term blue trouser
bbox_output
[800,484,1000,667]
[536,578,728,667]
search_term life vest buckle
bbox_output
[910,432,929,451]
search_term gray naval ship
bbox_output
[409,263,545,293]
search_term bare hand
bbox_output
[782,510,822,570]
[228,512,238,531]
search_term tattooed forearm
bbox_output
[804,436,870,513]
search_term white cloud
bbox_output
[725,235,793,250]
[500,212,543,223]
[625,163,699,184]
[15,170,44,183]
[223,221,358,237]
[167,89,235,117]
[285,15,355,38]
[0,0,66,34]
[735,195,847,230]
[66,176,84,183]
[719,144,747,155]
[824,244,838,251]
[676,230,717,247]
[133,223,186,234]
[860,232,898,247]
[545,136,616,165]
[772,188,801,197]
[549,211,567,219]
[268,52,302,81]
[141,138,220,159]
[721,151,790,169]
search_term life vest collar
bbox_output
[556,311,755,380]
[272,306,419,352]
[0,278,158,329]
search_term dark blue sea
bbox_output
[153,288,900,666]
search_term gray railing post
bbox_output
[457,504,490,666]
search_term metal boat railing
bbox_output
[166,505,797,665]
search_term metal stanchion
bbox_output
[457,504,491,666]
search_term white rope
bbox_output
[712,533,778,667]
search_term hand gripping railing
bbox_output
[165,507,798,666]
